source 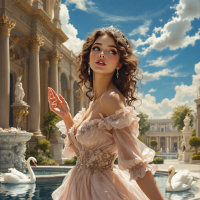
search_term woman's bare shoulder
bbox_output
[100,87,126,117]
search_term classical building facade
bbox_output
[0,0,90,138]
[144,119,182,152]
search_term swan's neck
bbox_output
[166,171,174,190]
[27,158,35,182]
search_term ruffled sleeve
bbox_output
[98,106,158,181]
[56,107,86,159]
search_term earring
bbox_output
[116,69,119,79]
[88,64,90,75]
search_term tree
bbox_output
[138,112,150,135]
[189,136,200,155]
[150,140,158,150]
[171,105,194,132]
[41,111,62,140]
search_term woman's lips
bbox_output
[95,62,106,66]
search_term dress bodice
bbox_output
[56,106,158,182]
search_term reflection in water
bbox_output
[0,175,199,199]
[0,183,36,199]
[166,185,199,200]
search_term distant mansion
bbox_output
[144,119,182,152]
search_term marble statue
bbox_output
[183,115,192,130]
[14,76,25,104]
[160,147,162,153]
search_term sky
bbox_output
[60,0,200,119]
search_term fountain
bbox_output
[0,75,32,172]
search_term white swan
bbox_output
[0,157,37,184]
[165,165,197,191]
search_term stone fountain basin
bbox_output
[0,131,33,143]
[0,131,33,171]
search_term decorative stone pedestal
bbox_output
[183,151,193,163]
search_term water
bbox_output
[24,170,70,175]
[0,174,199,200]
[157,154,177,159]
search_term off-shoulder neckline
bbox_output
[79,105,136,126]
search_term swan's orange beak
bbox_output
[34,162,37,168]
[168,171,171,176]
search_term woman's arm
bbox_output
[63,113,77,155]
[136,171,165,200]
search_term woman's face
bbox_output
[89,34,121,74]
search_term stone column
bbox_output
[26,35,44,136]
[47,51,63,94]
[167,136,169,151]
[0,14,16,128]
[195,103,200,137]
[158,136,160,150]
[58,66,62,95]
[177,136,179,150]
[44,60,49,114]
[169,136,172,152]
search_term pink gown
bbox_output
[52,106,158,200]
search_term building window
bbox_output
[161,128,164,132]
[152,127,154,131]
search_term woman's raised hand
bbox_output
[48,87,70,119]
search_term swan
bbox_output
[165,165,197,191]
[0,157,37,184]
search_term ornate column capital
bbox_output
[0,14,16,36]
[25,35,44,52]
[46,50,63,65]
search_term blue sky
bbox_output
[60,0,200,119]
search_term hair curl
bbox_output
[74,27,143,108]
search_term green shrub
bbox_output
[176,153,179,158]
[150,140,158,150]
[189,136,200,155]
[191,155,200,160]
[153,157,164,164]
[197,151,200,155]
[191,148,195,152]
[37,155,58,165]
[64,156,77,165]
[41,111,62,140]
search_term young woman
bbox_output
[49,26,165,200]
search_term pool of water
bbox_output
[24,170,70,175]
[0,173,199,200]
[157,154,177,159]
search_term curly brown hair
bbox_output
[74,26,143,108]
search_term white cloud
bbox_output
[129,20,152,36]
[135,62,200,119]
[60,4,85,54]
[148,88,156,93]
[144,54,178,67]
[159,19,163,22]
[142,67,187,84]
[65,0,167,22]
[65,0,95,11]
[134,0,200,56]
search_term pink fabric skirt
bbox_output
[52,166,150,200]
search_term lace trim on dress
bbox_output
[129,162,158,181]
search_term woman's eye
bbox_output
[109,50,117,55]
[92,47,99,51]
